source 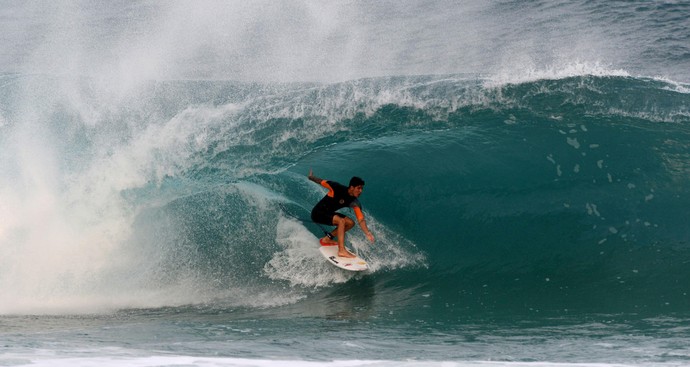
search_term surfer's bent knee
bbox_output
[337,216,354,230]
[331,213,347,226]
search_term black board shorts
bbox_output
[311,209,346,226]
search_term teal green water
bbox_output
[122,75,690,316]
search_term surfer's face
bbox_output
[349,185,364,198]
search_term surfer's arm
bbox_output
[308,169,323,184]
[354,207,375,243]
[308,169,336,196]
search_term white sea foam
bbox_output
[0,354,666,367]
[264,210,426,288]
[264,216,353,287]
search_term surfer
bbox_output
[308,169,375,258]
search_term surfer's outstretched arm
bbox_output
[308,169,323,184]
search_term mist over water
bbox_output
[2,1,688,83]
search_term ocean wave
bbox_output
[1,74,689,315]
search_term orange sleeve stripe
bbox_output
[354,207,365,222]
[321,181,335,197]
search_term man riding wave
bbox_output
[308,169,375,258]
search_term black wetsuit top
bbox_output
[310,180,362,225]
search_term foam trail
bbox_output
[265,216,353,287]
[265,212,427,287]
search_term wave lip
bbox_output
[485,61,632,87]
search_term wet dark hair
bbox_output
[349,176,365,187]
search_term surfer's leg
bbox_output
[330,217,354,237]
[334,216,356,258]
[313,210,338,244]
[325,213,349,244]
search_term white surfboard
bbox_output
[319,242,368,272]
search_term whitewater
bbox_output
[1,1,690,366]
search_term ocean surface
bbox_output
[1,1,690,366]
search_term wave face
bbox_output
[0,72,689,318]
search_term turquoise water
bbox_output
[1,1,690,366]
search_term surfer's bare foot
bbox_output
[321,237,337,245]
[338,250,356,258]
